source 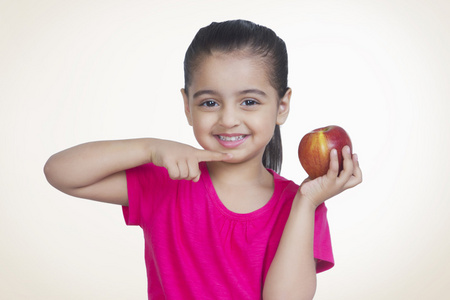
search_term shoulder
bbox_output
[264,170,299,212]
[271,170,299,194]
[271,171,328,214]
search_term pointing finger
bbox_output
[198,150,233,162]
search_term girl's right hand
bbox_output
[44,138,232,206]
[148,139,232,182]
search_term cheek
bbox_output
[252,110,278,131]
[191,112,214,134]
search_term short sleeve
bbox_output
[314,203,334,273]
[122,165,145,226]
[122,163,169,227]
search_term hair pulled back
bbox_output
[183,20,288,173]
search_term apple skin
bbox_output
[298,125,352,179]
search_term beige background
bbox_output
[1,0,449,299]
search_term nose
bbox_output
[219,105,240,128]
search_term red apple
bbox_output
[298,125,352,179]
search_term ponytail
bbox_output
[262,124,282,173]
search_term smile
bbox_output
[215,134,248,149]
[218,135,246,141]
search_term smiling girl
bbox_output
[44,20,362,299]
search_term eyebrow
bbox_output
[240,89,267,97]
[192,89,267,99]
[192,90,218,99]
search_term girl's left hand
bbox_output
[298,145,362,208]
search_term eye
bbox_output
[200,100,218,107]
[242,99,259,106]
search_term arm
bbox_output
[44,138,231,206]
[263,146,362,300]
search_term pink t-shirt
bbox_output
[123,162,333,299]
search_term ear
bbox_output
[181,88,193,126]
[276,88,291,125]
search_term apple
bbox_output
[298,125,352,179]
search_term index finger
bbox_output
[197,150,233,162]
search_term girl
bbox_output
[44,20,362,299]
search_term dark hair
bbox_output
[183,19,288,173]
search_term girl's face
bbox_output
[182,51,291,166]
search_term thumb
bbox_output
[198,150,233,162]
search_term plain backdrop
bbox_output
[1,0,449,299]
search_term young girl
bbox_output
[44,20,362,299]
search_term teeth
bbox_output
[218,135,245,141]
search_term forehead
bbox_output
[189,51,275,95]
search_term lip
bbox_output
[214,134,248,149]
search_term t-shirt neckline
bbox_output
[199,162,281,221]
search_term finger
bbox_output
[165,162,180,180]
[177,161,189,179]
[326,149,339,178]
[339,146,354,181]
[193,173,201,182]
[344,154,363,189]
[187,159,201,181]
[352,153,362,180]
[198,150,233,162]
